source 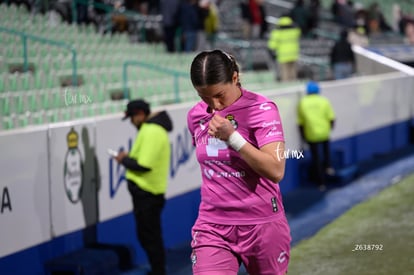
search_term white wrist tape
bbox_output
[227,131,247,151]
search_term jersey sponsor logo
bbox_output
[217,170,246,178]
[265,130,283,138]
[204,168,215,179]
[260,102,272,111]
[262,120,281,128]
[206,137,228,157]
[202,168,246,179]
[277,251,288,263]
[203,159,232,166]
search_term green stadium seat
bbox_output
[40,89,51,110]
[46,73,59,89]
[31,110,45,125]
[14,46,24,58]
[51,88,64,109]
[5,44,16,58]
[11,93,24,114]
[17,113,29,128]
[109,100,127,114]
[26,91,38,112]
[0,73,5,93]
[61,108,72,121]
[0,94,10,116]
[87,103,98,117]
[40,58,51,74]
[27,44,38,57]
[62,57,73,71]
[52,57,63,71]
[94,86,109,103]
[46,110,60,123]
[73,105,87,119]
[20,73,34,91]
[85,55,97,70]
[6,74,19,92]
[2,116,15,130]
[87,72,101,86]
[34,72,45,90]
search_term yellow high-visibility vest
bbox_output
[268,17,301,63]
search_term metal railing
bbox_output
[0,26,79,86]
[299,55,330,80]
[122,61,188,102]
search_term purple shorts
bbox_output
[190,218,291,275]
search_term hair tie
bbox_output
[220,50,232,62]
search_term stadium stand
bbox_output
[1,1,307,131]
[10,0,403,131]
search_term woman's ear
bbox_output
[232,71,238,84]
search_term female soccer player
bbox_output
[187,50,291,275]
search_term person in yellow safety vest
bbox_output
[268,15,301,82]
[113,99,173,275]
[202,0,220,50]
[297,81,336,190]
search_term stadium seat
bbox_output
[2,115,14,130]
[26,91,38,112]
[31,110,45,125]
[0,94,10,116]
[17,113,29,128]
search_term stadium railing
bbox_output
[122,60,188,102]
[0,26,79,86]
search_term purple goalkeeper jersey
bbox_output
[187,88,286,225]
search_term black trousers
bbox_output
[163,25,177,53]
[308,140,331,186]
[127,180,166,275]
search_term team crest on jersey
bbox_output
[226,114,238,129]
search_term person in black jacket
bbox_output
[330,29,356,79]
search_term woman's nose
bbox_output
[211,98,222,110]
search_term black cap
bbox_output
[122,99,151,120]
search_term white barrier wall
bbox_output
[321,73,414,140]
[0,72,413,258]
[0,127,51,258]
[314,73,411,141]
